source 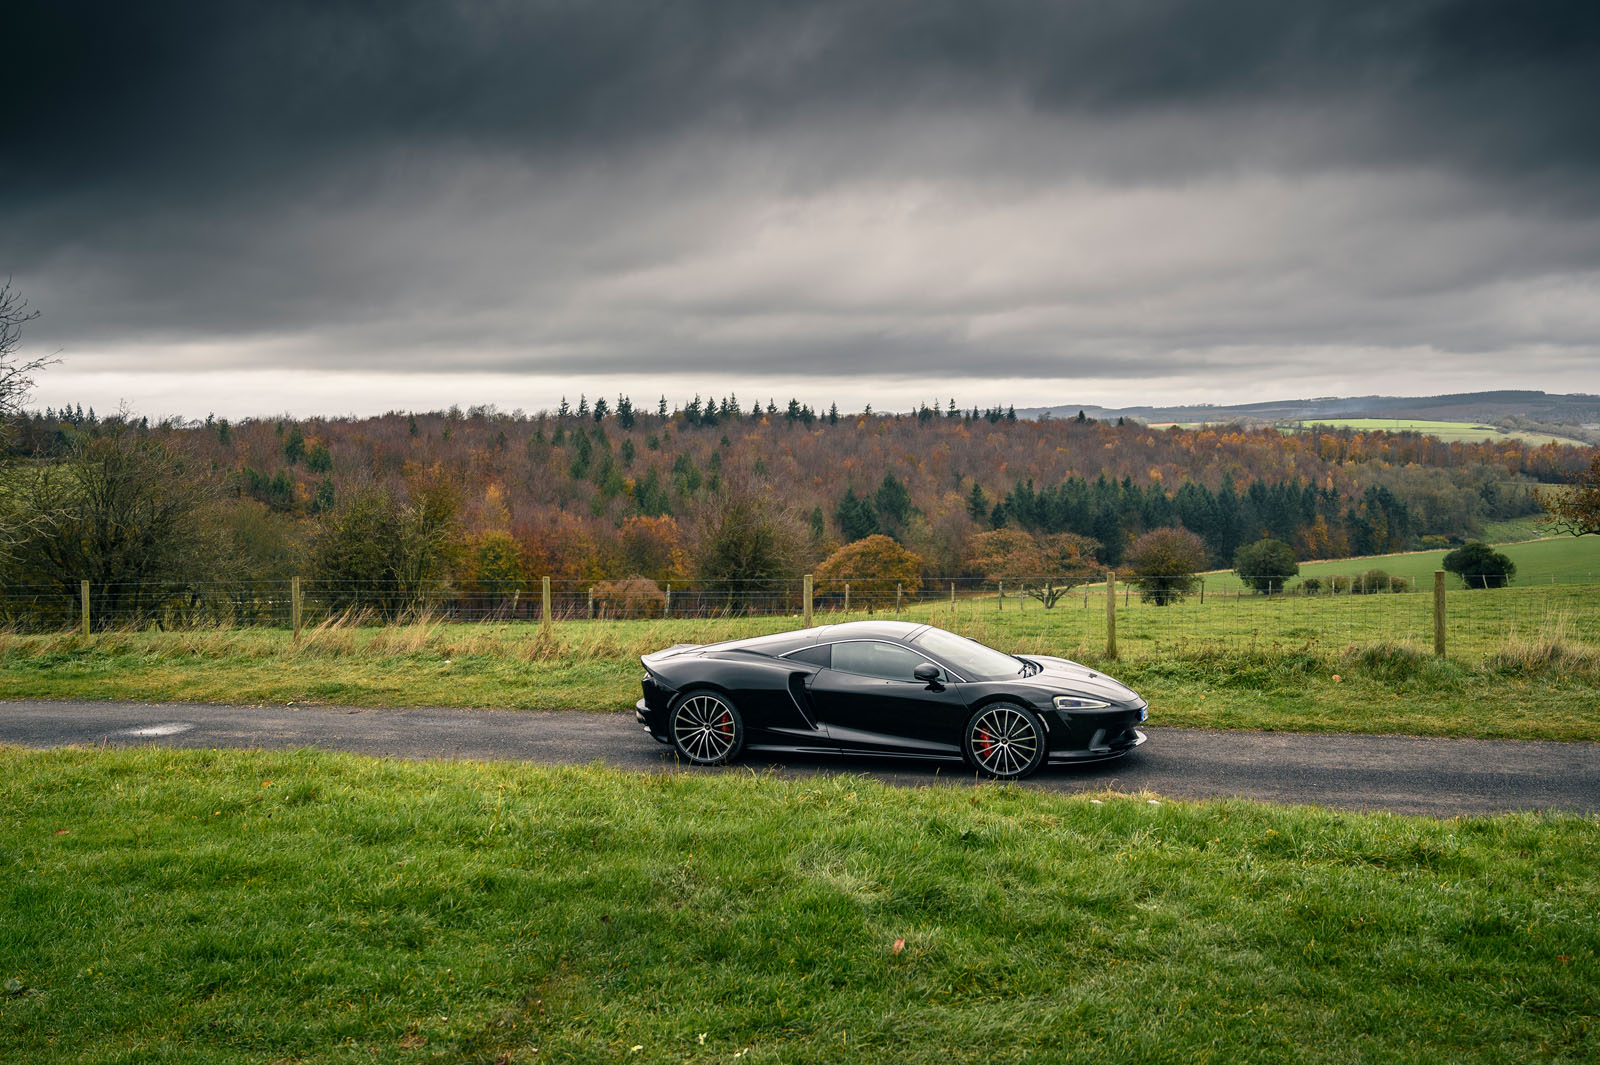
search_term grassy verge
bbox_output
[2,747,1596,1064]
[5,609,1600,741]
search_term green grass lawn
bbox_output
[2,747,1596,1064]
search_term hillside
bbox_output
[6,402,1594,609]
[1022,390,1600,443]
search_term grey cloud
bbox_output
[5,1,1600,397]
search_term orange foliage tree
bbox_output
[964,529,1101,608]
[813,534,923,612]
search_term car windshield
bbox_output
[911,626,1024,680]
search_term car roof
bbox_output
[809,620,928,642]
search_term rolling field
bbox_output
[1196,532,1600,595]
[1281,417,1587,446]
[2,746,1597,1064]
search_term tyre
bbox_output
[964,703,1046,780]
[670,689,745,766]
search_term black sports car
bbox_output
[636,620,1147,779]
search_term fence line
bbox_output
[3,569,1596,659]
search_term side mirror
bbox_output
[913,663,942,684]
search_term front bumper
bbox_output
[1046,702,1149,762]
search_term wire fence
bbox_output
[2,571,1596,659]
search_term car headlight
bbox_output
[1053,695,1111,711]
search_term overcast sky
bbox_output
[8,0,1600,419]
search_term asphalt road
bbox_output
[3,699,1598,818]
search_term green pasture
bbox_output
[2,747,1596,1064]
[1282,417,1587,446]
[1195,532,1600,595]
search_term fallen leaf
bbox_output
[892,938,905,955]
[1332,674,1342,683]
[397,1033,427,1049]
[54,829,70,836]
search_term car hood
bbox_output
[1011,655,1144,706]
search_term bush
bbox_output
[1353,569,1391,594]
[1126,527,1207,605]
[593,577,666,619]
[1300,577,1322,594]
[1442,541,1516,589]
[1328,574,1353,594]
[1389,575,1411,593]
[1233,539,1299,595]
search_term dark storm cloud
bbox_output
[5,0,1600,389]
[12,0,1600,202]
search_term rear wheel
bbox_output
[670,690,745,765]
[964,703,1046,779]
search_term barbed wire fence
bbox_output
[2,569,1595,659]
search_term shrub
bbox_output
[1328,574,1353,594]
[593,577,666,619]
[1300,577,1322,594]
[1126,527,1207,605]
[1233,539,1299,594]
[1353,569,1391,594]
[1442,541,1516,589]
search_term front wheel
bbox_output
[670,690,745,766]
[964,703,1046,780]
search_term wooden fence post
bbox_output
[1105,570,1118,660]
[80,579,90,637]
[291,576,303,642]
[541,576,552,632]
[949,581,954,607]
[664,583,671,618]
[587,586,595,620]
[843,582,849,613]
[803,574,814,627]
[896,583,904,612]
[998,581,1003,611]
[1433,570,1446,657]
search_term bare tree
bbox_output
[0,279,50,423]
[1,279,59,567]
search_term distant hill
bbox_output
[1021,390,1600,443]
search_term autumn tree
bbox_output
[1233,538,1298,594]
[695,488,802,611]
[1540,454,1600,536]
[965,528,1100,608]
[813,534,923,612]
[618,515,688,580]
[1126,527,1207,605]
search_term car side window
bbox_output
[786,644,831,668]
[829,641,938,682]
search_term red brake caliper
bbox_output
[717,711,732,738]
[977,728,993,757]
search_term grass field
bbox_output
[1280,418,1587,447]
[3,583,1599,742]
[1196,532,1600,595]
[2,746,1596,1064]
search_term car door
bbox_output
[806,640,968,756]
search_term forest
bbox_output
[2,396,1591,621]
